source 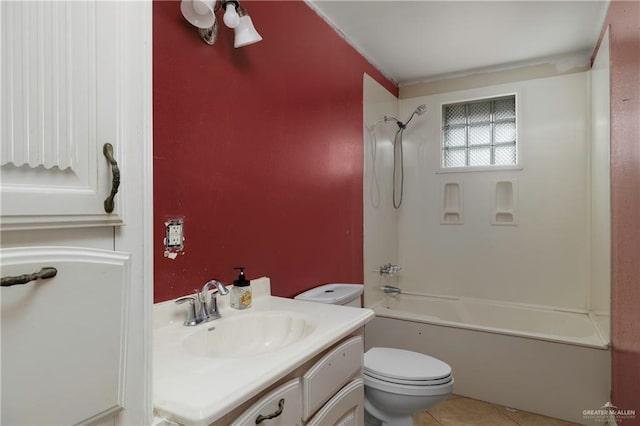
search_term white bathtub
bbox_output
[365,293,611,425]
[372,293,609,348]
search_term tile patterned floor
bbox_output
[413,395,584,426]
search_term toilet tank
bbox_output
[294,284,363,307]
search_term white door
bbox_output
[0,1,152,425]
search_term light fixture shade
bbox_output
[180,0,216,29]
[233,15,263,48]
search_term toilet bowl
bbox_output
[363,347,453,425]
[295,284,454,426]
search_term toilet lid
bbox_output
[294,284,363,305]
[364,347,452,381]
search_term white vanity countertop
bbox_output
[153,278,374,426]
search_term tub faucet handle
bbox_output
[377,263,402,276]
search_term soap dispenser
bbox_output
[230,267,252,310]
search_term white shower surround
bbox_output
[396,72,593,310]
[365,71,609,312]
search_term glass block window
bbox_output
[442,95,517,168]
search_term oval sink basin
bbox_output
[182,312,315,358]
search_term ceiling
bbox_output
[307,1,609,85]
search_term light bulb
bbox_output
[223,3,240,28]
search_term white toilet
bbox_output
[295,284,453,426]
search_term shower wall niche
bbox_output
[441,182,463,224]
[492,180,517,225]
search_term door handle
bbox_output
[1,267,57,287]
[103,143,121,213]
[255,398,285,424]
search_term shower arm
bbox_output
[384,104,426,130]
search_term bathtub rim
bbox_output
[368,292,610,350]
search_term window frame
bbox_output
[438,91,523,173]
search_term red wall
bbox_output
[596,0,640,420]
[153,1,397,302]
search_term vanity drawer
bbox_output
[231,379,302,426]
[306,378,364,426]
[302,336,363,420]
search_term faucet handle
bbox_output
[207,293,222,320]
[175,296,201,326]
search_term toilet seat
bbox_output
[364,370,453,386]
[364,347,452,382]
[364,372,454,397]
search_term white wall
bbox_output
[363,74,399,307]
[589,30,611,317]
[396,72,591,310]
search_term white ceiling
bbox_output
[307,1,609,85]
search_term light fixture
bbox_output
[180,0,262,47]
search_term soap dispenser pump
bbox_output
[230,267,252,310]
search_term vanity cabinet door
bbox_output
[1,0,127,230]
[232,379,302,426]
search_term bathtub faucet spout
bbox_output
[381,285,401,295]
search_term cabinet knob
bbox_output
[103,143,121,213]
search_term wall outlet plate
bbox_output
[165,219,184,251]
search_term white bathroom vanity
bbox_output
[153,278,374,425]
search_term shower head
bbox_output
[404,104,427,126]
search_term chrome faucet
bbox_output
[200,279,229,321]
[381,285,401,295]
[175,280,229,326]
